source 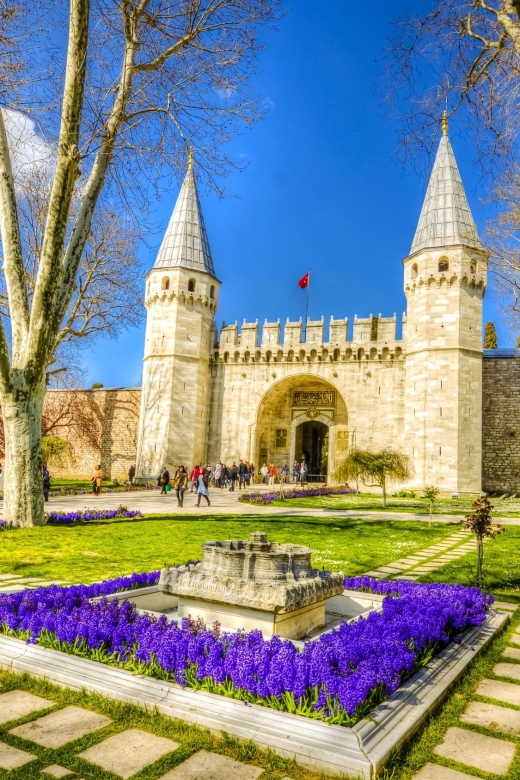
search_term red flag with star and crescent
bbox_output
[298,272,310,289]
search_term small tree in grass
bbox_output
[335,449,413,508]
[424,485,440,527]
[463,495,504,586]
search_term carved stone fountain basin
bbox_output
[158,531,345,638]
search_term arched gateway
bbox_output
[253,376,349,482]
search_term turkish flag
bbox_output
[298,272,310,289]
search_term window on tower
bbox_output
[411,263,418,279]
[438,257,449,272]
[188,279,196,292]
[161,277,170,290]
[210,285,215,299]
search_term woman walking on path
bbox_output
[92,465,103,495]
[196,470,211,507]
[159,466,170,495]
[175,466,187,507]
[260,463,269,484]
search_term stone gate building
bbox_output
[135,120,490,495]
[44,122,520,495]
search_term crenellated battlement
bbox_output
[214,313,404,364]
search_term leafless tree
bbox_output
[0,0,283,526]
[387,1,520,169]
[0,165,145,386]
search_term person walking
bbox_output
[92,465,103,495]
[249,463,255,484]
[300,461,308,485]
[159,465,170,495]
[292,461,300,484]
[221,464,228,488]
[196,470,211,507]
[175,466,188,507]
[190,465,200,492]
[128,463,136,485]
[268,463,277,486]
[42,464,51,502]
[260,463,269,484]
[228,461,238,491]
[213,461,222,487]
[281,464,289,483]
[238,460,248,489]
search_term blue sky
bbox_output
[84,0,505,388]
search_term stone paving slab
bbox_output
[0,574,21,581]
[411,762,482,780]
[42,765,75,777]
[0,740,37,770]
[10,705,112,748]
[78,728,179,779]
[477,678,520,706]
[433,726,515,774]
[495,601,519,612]
[0,689,55,725]
[494,662,520,682]
[157,750,263,780]
[504,647,520,661]
[460,701,520,735]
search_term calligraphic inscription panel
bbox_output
[335,430,349,451]
[293,391,336,407]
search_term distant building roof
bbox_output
[410,132,482,255]
[483,349,520,359]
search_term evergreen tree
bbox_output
[484,322,498,349]
[516,335,520,349]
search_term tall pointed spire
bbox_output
[410,119,481,254]
[153,150,215,276]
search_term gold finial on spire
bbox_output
[441,109,448,136]
[188,146,194,170]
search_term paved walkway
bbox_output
[0,686,278,779]
[5,486,520,525]
[412,601,520,779]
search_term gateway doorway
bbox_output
[295,420,328,482]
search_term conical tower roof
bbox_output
[410,128,482,255]
[153,155,215,276]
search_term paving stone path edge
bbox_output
[0,611,508,779]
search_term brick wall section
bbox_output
[482,357,520,493]
[44,388,141,480]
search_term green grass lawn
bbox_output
[418,526,520,599]
[0,514,458,583]
[270,491,520,517]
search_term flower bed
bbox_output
[46,506,143,524]
[0,520,14,531]
[238,486,357,505]
[0,572,491,726]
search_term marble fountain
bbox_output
[107,531,383,641]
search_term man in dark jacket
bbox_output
[238,460,248,489]
[228,462,238,491]
[159,466,170,495]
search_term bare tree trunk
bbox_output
[476,535,484,584]
[2,379,45,526]
[382,479,386,508]
[429,500,433,527]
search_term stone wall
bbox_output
[43,388,141,480]
[482,356,520,493]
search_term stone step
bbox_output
[433,726,515,774]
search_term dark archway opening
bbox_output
[295,420,328,482]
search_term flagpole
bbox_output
[304,269,310,339]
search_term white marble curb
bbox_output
[0,609,508,779]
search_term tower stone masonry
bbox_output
[135,126,491,494]
[136,155,219,477]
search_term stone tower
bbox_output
[136,152,219,476]
[403,114,488,494]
